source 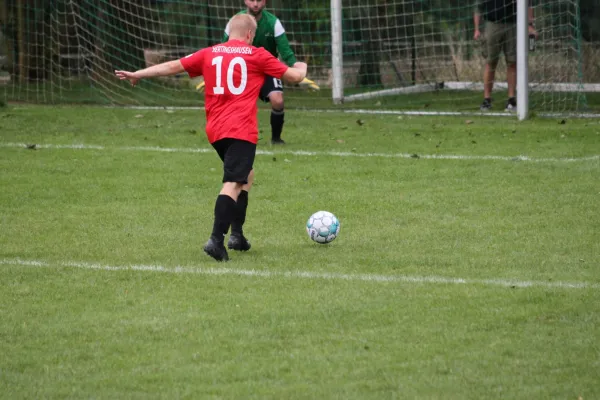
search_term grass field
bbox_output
[1,105,599,399]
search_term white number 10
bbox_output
[211,56,247,95]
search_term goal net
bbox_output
[0,0,598,115]
[336,0,594,114]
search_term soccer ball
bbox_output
[306,211,340,244]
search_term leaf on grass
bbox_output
[26,144,37,150]
[465,120,473,124]
[336,139,344,144]
[410,153,420,159]
[134,114,144,118]
[356,119,365,126]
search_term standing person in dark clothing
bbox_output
[474,0,537,111]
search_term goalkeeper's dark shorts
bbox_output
[259,75,284,103]
[212,138,256,184]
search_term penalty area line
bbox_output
[1,258,598,290]
[1,142,598,163]
[114,105,600,119]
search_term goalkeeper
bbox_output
[197,0,318,145]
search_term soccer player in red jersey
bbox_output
[115,14,307,261]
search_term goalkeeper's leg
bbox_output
[269,92,285,145]
[259,76,286,144]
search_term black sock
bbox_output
[231,190,248,236]
[271,108,284,140]
[211,194,237,240]
[508,97,516,105]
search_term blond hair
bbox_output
[227,14,257,39]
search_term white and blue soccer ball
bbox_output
[306,211,340,244]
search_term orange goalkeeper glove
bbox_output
[300,77,320,91]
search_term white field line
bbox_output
[1,142,598,163]
[9,104,600,118]
[117,106,600,119]
[1,258,597,290]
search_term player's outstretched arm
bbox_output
[275,33,319,91]
[115,60,185,86]
[282,62,307,85]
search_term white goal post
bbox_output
[516,0,529,120]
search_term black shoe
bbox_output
[227,233,251,251]
[505,98,517,112]
[480,98,492,111]
[271,138,286,145]
[203,236,229,261]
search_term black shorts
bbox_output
[259,75,284,103]
[211,138,256,184]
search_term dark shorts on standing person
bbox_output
[259,75,284,103]
[211,138,256,184]
[482,20,517,64]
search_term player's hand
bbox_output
[300,77,320,91]
[115,70,140,87]
[196,80,206,92]
[474,29,481,40]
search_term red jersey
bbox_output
[180,40,289,144]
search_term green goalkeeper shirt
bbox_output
[223,10,297,67]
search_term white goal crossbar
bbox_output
[343,82,600,103]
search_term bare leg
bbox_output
[269,91,285,143]
[484,61,498,99]
[507,62,516,98]
[219,181,243,201]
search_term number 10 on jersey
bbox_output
[211,56,248,95]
